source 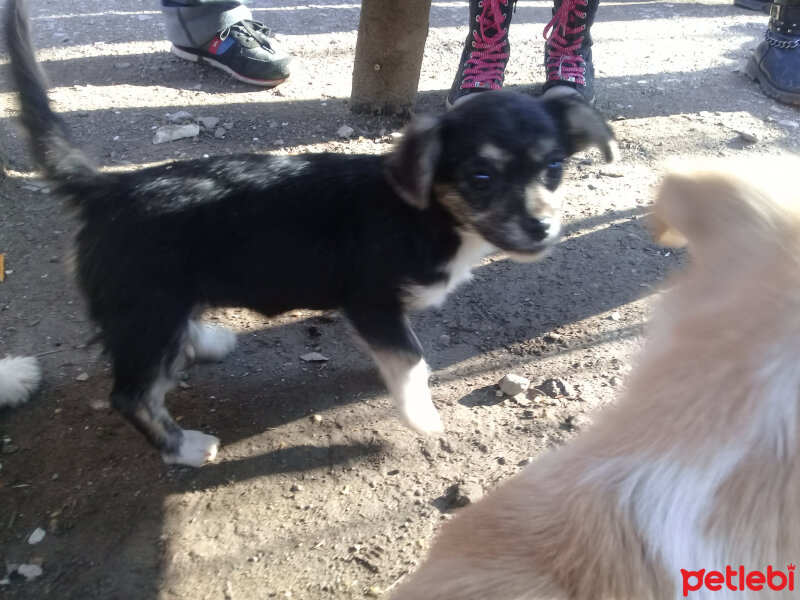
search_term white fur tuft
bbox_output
[187,321,237,363]
[0,355,42,408]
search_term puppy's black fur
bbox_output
[5,0,616,466]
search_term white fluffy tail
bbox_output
[0,355,41,408]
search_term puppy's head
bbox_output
[384,92,617,260]
[653,156,800,269]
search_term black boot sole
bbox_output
[745,55,800,106]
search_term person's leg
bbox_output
[161,0,291,87]
[746,0,800,106]
[446,0,516,108]
[541,0,599,104]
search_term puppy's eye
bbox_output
[543,161,564,191]
[470,172,492,190]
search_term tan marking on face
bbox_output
[524,181,560,220]
[435,183,477,229]
[478,144,511,170]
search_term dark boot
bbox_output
[447,0,516,107]
[542,0,599,104]
[746,0,800,105]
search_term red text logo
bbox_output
[681,565,795,596]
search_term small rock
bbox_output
[17,564,42,580]
[366,586,384,597]
[114,61,131,69]
[290,483,303,492]
[438,334,451,346]
[494,390,503,398]
[89,399,110,410]
[164,110,194,123]
[198,116,220,129]
[778,119,799,129]
[300,352,329,362]
[153,124,200,144]
[499,373,530,396]
[214,127,227,139]
[336,125,355,139]
[539,378,576,399]
[442,482,482,509]
[609,312,622,321]
[2,444,19,454]
[27,528,46,545]
[512,393,532,407]
[737,130,759,143]
[600,169,625,178]
[75,372,89,381]
[609,376,624,387]
[567,413,594,431]
[178,381,192,389]
[579,157,595,166]
[311,414,323,424]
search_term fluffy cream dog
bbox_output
[392,158,800,599]
[0,355,41,409]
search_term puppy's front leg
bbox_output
[345,309,443,435]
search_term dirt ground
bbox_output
[1,0,799,598]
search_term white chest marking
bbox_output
[404,232,495,310]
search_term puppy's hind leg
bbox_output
[345,308,443,435]
[185,320,237,363]
[108,325,219,467]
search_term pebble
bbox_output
[567,413,594,431]
[778,119,799,129]
[17,564,43,580]
[336,125,355,139]
[737,130,759,143]
[300,352,329,362]
[89,399,110,410]
[153,124,200,144]
[512,393,532,407]
[609,312,621,321]
[539,378,576,399]
[609,376,624,387]
[214,127,227,139]
[443,482,482,509]
[164,110,194,123]
[290,483,303,492]
[75,372,89,381]
[198,116,220,130]
[27,528,46,545]
[499,373,530,396]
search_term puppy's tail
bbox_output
[4,0,97,194]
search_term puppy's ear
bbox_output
[384,115,441,210]
[542,96,618,163]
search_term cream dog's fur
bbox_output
[0,355,41,408]
[392,157,800,600]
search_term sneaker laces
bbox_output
[461,0,511,90]
[220,20,276,52]
[543,0,588,85]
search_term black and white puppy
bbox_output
[5,0,616,466]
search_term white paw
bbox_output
[187,321,236,363]
[401,400,444,435]
[163,430,220,467]
[0,355,42,408]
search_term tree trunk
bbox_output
[350,0,433,115]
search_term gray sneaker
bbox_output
[172,19,291,87]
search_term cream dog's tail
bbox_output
[0,355,41,408]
